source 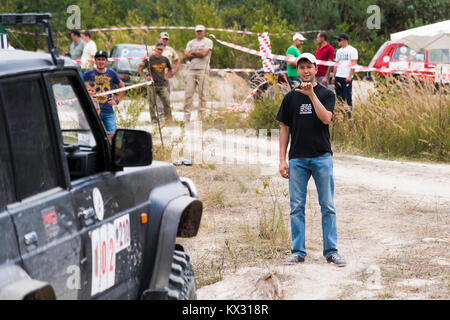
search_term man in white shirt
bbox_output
[331,33,358,117]
[80,31,97,75]
[183,25,213,122]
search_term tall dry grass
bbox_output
[331,76,450,162]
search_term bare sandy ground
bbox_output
[178,153,449,300]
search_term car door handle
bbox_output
[24,232,38,251]
[79,208,96,227]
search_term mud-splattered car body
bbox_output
[0,13,202,300]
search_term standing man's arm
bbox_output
[164,58,172,81]
[323,48,335,84]
[138,63,148,80]
[286,47,297,68]
[346,59,358,82]
[171,57,181,76]
[296,83,333,124]
[279,123,290,179]
[331,65,337,84]
[116,81,126,102]
[190,48,211,58]
[109,70,125,106]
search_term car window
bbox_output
[429,49,450,64]
[116,46,147,70]
[50,76,97,147]
[0,78,60,200]
[393,45,425,62]
[0,98,15,206]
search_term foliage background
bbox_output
[2,0,449,68]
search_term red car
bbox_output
[368,41,450,81]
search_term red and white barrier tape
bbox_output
[210,68,257,72]
[73,56,148,64]
[56,80,153,107]
[209,34,437,75]
[94,80,153,96]
[199,81,267,114]
[226,80,268,112]
[8,29,46,36]
[79,25,322,37]
[258,32,274,73]
[56,97,79,107]
[9,25,321,37]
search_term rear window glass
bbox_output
[113,46,147,70]
[393,46,425,62]
[429,49,450,64]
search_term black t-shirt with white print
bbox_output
[276,84,335,159]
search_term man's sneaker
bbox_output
[283,254,305,265]
[326,253,347,267]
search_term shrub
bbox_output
[331,75,450,162]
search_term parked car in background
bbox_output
[369,41,450,80]
[108,44,147,86]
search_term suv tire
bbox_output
[167,249,197,300]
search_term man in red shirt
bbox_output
[315,32,335,90]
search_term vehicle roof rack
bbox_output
[0,13,61,65]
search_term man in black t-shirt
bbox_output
[138,43,173,122]
[277,53,346,267]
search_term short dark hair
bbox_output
[155,43,164,49]
[319,32,327,41]
[83,30,91,38]
[85,81,95,88]
[70,30,81,37]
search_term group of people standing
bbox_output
[66,29,98,76]
[66,25,213,141]
[286,31,358,114]
[137,25,213,124]
[72,25,213,140]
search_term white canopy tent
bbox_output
[390,20,450,51]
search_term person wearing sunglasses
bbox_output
[331,33,358,118]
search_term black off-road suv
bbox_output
[0,13,202,300]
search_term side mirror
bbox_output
[112,129,152,167]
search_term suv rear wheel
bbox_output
[167,249,197,300]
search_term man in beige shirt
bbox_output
[183,25,213,122]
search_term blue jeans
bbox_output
[288,76,301,89]
[288,153,338,258]
[101,112,117,135]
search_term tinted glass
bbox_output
[0,98,15,206]
[0,78,59,199]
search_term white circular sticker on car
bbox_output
[121,49,129,56]
[383,56,390,63]
[400,46,408,54]
[92,188,104,221]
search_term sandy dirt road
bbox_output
[177,153,449,300]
